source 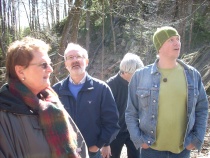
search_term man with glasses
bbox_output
[53,43,120,158]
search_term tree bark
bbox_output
[101,0,104,80]
[175,0,187,55]
[50,0,55,26]
[0,0,6,57]
[51,0,83,84]
[17,1,21,38]
[86,10,90,52]
[56,0,60,23]
[36,0,40,30]
[69,0,82,43]
[31,0,36,30]
[21,1,32,30]
[45,0,50,28]
[11,0,16,40]
[188,0,194,52]
[110,0,116,53]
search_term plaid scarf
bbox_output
[9,79,80,158]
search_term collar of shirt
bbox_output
[69,73,86,85]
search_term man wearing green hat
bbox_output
[125,26,208,158]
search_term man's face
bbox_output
[121,72,134,82]
[159,36,181,60]
[65,50,89,77]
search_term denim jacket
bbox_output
[125,59,209,150]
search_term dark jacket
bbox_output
[107,73,129,133]
[53,74,120,148]
[0,84,89,158]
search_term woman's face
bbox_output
[16,50,53,94]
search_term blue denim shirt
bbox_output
[125,59,209,151]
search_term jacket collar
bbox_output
[150,58,193,75]
[58,73,94,96]
[0,84,37,115]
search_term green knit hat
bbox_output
[153,26,180,51]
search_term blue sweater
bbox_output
[53,74,120,148]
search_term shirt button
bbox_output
[151,131,154,134]
[152,115,155,118]
[153,100,156,103]
[148,141,151,144]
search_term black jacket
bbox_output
[107,73,129,133]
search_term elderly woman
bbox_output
[0,37,88,158]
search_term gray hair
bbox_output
[64,43,88,60]
[120,53,144,74]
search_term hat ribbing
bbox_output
[153,26,180,51]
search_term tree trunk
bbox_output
[31,0,36,30]
[45,0,50,28]
[36,0,40,30]
[22,1,32,30]
[11,0,16,40]
[0,0,6,57]
[51,13,72,84]
[188,0,194,52]
[51,0,83,84]
[63,0,67,17]
[110,0,116,53]
[175,0,187,55]
[69,0,82,43]
[50,0,55,26]
[101,0,104,80]
[86,10,90,52]
[17,1,21,38]
[56,0,60,23]
[0,37,5,58]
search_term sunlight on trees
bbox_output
[0,0,210,85]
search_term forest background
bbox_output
[0,0,210,88]
[0,0,209,88]
[0,0,210,157]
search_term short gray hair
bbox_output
[64,43,88,60]
[120,53,144,74]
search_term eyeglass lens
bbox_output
[40,62,52,69]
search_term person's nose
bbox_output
[47,64,53,72]
[174,40,181,46]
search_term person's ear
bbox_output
[86,59,89,66]
[15,65,25,80]
[64,61,68,68]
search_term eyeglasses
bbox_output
[29,62,53,69]
[66,55,84,61]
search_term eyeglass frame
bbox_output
[29,62,53,69]
[65,55,85,61]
